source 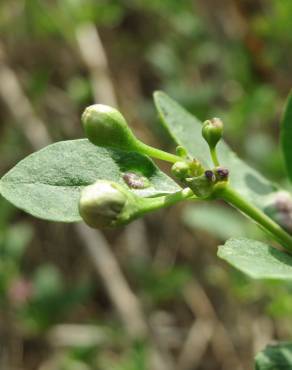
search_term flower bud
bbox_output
[202,117,223,149]
[82,104,139,151]
[214,167,229,182]
[176,145,188,158]
[204,170,216,183]
[171,161,190,180]
[189,159,205,177]
[79,180,137,228]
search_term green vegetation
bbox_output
[2,1,292,369]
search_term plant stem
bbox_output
[137,141,182,163]
[138,187,195,215]
[210,147,220,167]
[219,185,292,252]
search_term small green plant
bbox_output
[2,90,292,368]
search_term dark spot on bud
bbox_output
[204,170,216,182]
[215,167,229,181]
[123,172,150,189]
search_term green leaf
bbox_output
[0,139,180,222]
[281,90,292,181]
[154,91,279,213]
[255,342,292,370]
[218,237,292,280]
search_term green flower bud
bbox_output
[79,180,138,228]
[171,161,190,180]
[82,104,140,151]
[202,117,223,149]
[171,159,205,181]
[188,159,205,177]
[176,145,188,158]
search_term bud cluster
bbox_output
[171,154,229,199]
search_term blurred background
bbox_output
[1,1,292,369]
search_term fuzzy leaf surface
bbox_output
[218,237,292,280]
[0,139,180,222]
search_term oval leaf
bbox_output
[0,139,180,222]
[255,342,292,370]
[218,237,292,280]
[154,91,280,214]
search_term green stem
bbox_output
[138,187,195,215]
[137,141,182,163]
[219,185,292,252]
[210,147,220,167]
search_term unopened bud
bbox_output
[82,104,140,151]
[189,159,205,177]
[204,170,216,182]
[176,146,188,158]
[202,117,223,149]
[215,167,229,181]
[79,180,137,228]
[171,161,190,180]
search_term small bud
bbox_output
[189,159,205,177]
[171,161,190,180]
[176,145,188,158]
[214,167,229,181]
[79,180,138,228]
[202,117,223,149]
[82,104,139,151]
[204,170,216,182]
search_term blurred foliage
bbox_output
[1,0,292,369]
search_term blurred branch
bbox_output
[183,280,243,370]
[76,224,148,338]
[177,319,214,370]
[75,23,118,106]
[47,324,107,348]
[0,46,50,149]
